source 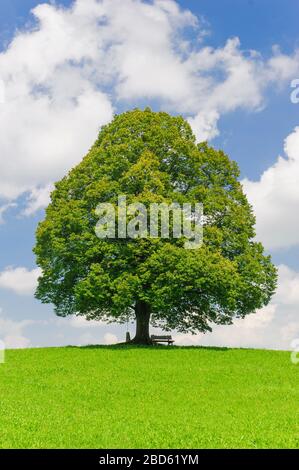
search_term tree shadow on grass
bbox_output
[66,343,229,352]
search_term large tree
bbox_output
[34,108,277,344]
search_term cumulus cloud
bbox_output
[75,331,117,345]
[68,316,103,328]
[174,264,299,350]
[0,267,41,295]
[0,0,298,217]
[0,0,114,205]
[174,304,277,349]
[186,40,299,140]
[0,202,16,223]
[243,127,299,250]
[0,307,32,349]
[77,332,98,346]
[52,321,119,346]
[104,332,118,345]
[22,184,54,217]
[53,315,103,329]
[275,264,299,305]
[4,335,31,349]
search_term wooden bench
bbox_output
[151,335,174,345]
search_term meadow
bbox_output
[0,345,298,448]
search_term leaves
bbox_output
[34,108,277,332]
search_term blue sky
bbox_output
[0,0,299,350]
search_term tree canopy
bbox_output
[34,108,277,344]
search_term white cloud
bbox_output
[275,264,299,305]
[104,332,118,345]
[0,267,41,295]
[4,335,31,349]
[69,316,103,328]
[0,202,16,223]
[76,331,117,346]
[0,308,33,349]
[0,78,5,103]
[243,127,299,250]
[174,304,277,349]
[22,184,53,216]
[0,0,298,215]
[77,332,98,346]
[174,264,299,350]
[186,40,299,140]
[76,331,118,345]
[0,0,114,204]
[188,110,220,141]
[235,304,277,330]
[53,315,103,328]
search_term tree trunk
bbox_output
[131,301,152,345]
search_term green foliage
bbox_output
[34,108,277,333]
[1,346,298,448]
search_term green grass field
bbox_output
[0,345,298,449]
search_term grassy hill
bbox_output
[0,345,298,448]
